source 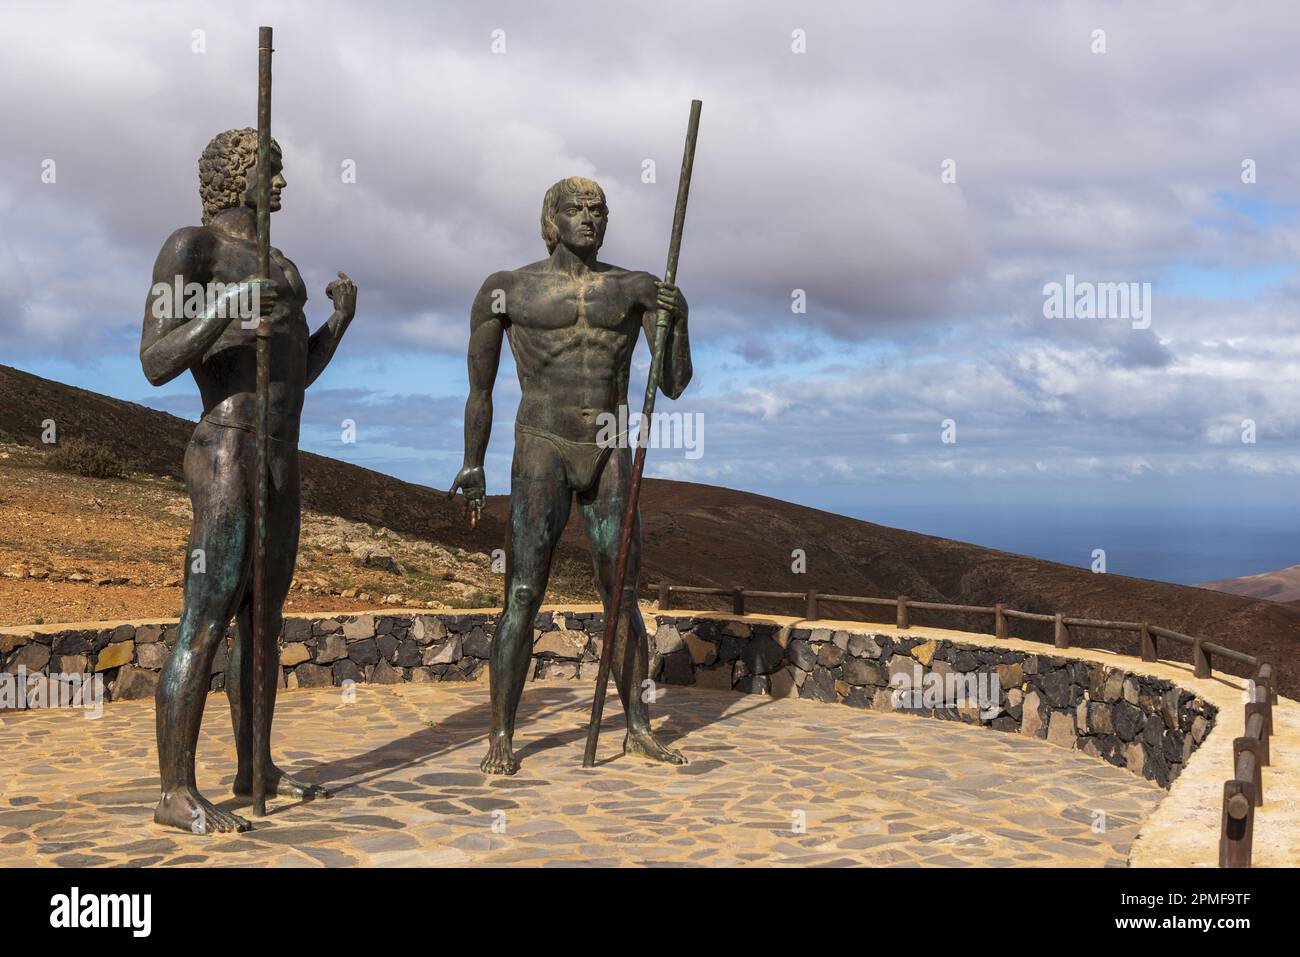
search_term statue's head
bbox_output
[198,128,285,225]
[540,176,607,255]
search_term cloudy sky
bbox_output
[2,1,1298,576]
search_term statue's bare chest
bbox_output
[210,237,308,307]
[512,274,635,333]
[206,235,310,353]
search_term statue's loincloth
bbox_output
[515,422,612,492]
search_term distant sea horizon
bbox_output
[846,503,1298,587]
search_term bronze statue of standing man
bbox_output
[140,130,357,831]
[452,176,692,775]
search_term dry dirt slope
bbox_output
[3,362,1297,696]
[1201,564,1300,603]
[0,440,564,626]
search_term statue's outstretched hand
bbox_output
[449,465,486,528]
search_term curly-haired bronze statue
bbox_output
[198,128,282,225]
[140,129,358,832]
[451,176,692,775]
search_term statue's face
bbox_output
[555,190,607,253]
[242,151,286,212]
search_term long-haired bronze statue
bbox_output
[451,106,700,775]
[139,28,356,832]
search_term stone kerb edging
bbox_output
[4,605,1295,865]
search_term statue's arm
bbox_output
[461,274,508,471]
[306,272,358,388]
[139,228,229,386]
[639,273,692,399]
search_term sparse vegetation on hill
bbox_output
[45,437,129,479]
[0,440,589,626]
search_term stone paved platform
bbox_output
[0,681,1162,866]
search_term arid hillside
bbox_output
[1201,564,1300,604]
[3,362,1296,696]
[0,440,600,626]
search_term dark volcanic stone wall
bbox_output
[650,616,1216,788]
[1,610,1216,787]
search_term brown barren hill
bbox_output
[0,363,498,553]
[3,362,1297,696]
[1200,564,1300,604]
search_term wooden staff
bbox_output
[583,100,702,768]
[251,24,274,817]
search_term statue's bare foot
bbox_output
[155,788,251,834]
[234,764,330,800]
[623,729,687,766]
[480,735,519,775]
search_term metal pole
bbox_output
[251,24,273,817]
[583,100,701,768]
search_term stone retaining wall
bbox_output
[0,609,1216,787]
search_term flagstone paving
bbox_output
[0,681,1164,867]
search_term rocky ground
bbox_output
[0,442,597,626]
[0,681,1161,867]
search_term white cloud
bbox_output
[0,0,1297,506]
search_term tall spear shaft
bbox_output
[251,24,273,818]
[583,100,702,768]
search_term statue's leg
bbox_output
[229,449,326,800]
[578,447,686,765]
[154,424,254,833]
[481,432,571,775]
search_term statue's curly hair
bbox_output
[198,128,281,225]
[540,176,607,253]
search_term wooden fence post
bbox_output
[1219,780,1254,868]
[994,603,1007,640]
[896,596,909,630]
[1054,613,1069,649]
[1258,662,1277,704]
[1140,623,1156,662]
[1193,638,1212,679]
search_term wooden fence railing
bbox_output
[650,582,1275,868]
